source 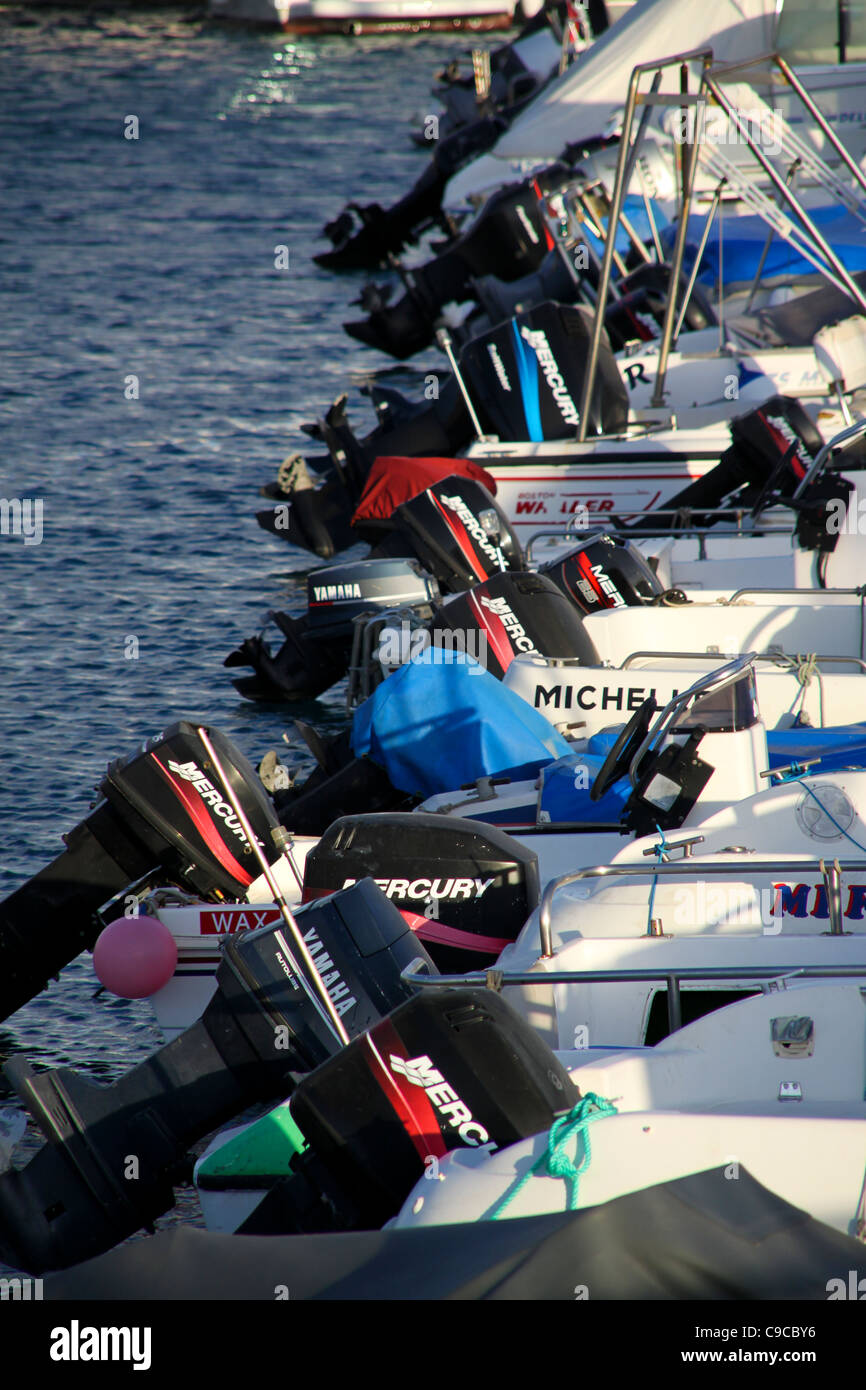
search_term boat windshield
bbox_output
[672,669,760,733]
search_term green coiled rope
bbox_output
[485,1092,618,1221]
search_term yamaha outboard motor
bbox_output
[344,172,561,360]
[234,477,521,702]
[538,534,666,614]
[225,558,441,702]
[239,988,578,1235]
[430,570,600,679]
[0,880,437,1273]
[304,812,540,971]
[0,722,282,1023]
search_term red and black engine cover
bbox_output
[100,721,281,898]
[430,569,600,679]
[538,534,665,615]
[242,988,578,1234]
[392,474,522,593]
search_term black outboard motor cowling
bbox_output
[345,173,560,360]
[303,812,540,972]
[460,301,628,440]
[431,570,601,679]
[393,475,522,593]
[603,262,718,352]
[539,534,665,614]
[239,988,579,1235]
[473,245,589,326]
[0,880,436,1274]
[623,396,825,532]
[0,722,281,1022]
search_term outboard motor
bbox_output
[255,381,475,554]
[225,558,441,702]
[344,172,561,360]
[315,114,510,271]
[538,534,666,614]
[239,988,579,1235]
[459,300,628,441]
[304,812,540,971]
[389,475,522,592]
[603,262,717,351]
[430,569,600,679]
[234,477,521,703]
[621,395,825,532]
[472,244,589,326]
[0,880,436,1273]
[0,722,282,1023]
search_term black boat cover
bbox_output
[43,1167,866,1300]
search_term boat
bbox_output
[442,0,866,213]
[208,0,538,35]
[264,64,866,558]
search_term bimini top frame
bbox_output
[575,49,866,441]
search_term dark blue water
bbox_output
[0,5,484,1266]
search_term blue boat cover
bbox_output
[663,206,866,288]
[351,650,572,798]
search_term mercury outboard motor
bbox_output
[459,300,627,441]
[344,172,561,360]
[238,988,578,1235]
[538,534,666,614]
[0,879,437,1273]
[0,722,282,1023]
[389,475,522,592]
[235,477,520,703]
[430,569,600,679]
[621,395,824,532]
[304,812,539,971]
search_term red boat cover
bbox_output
[352,455,498,525]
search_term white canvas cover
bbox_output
[444,0,779,206]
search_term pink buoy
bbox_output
[93,915,178,999]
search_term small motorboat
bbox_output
[189,980,866,1236]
